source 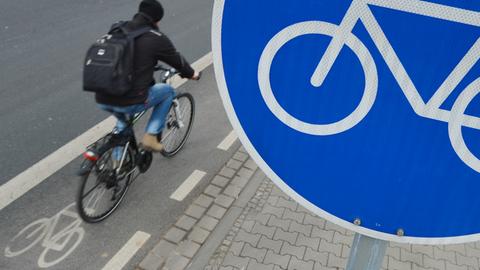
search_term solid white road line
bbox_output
[217,130,238,151]
[170,170,207,201]
[101,231,150,270]
[0,52,213,211]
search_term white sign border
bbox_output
[212,0,480,245]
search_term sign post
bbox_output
[213,0,480,247]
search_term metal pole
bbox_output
[346,233,387,270]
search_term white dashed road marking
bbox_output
[101,231,150,270]
[170,170,207,201]
[217,130,238,151]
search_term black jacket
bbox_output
[95,13,195,106]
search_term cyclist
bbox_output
[96,0,200,152]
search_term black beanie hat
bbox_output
[139,0,164,22]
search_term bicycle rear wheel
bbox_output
[77,145,133,223]
[160,92,195,157]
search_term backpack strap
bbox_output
[126,27,152,40]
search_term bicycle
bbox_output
[258,0,480,172]
[76,65,196,223]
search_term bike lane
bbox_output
[0,66,238,270]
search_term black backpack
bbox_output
[82,22,151,96]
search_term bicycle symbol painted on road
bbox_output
[4,188,106,268]
[258,0,480,172]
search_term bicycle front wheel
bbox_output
[77,145,132,223]
[160,92,195,157]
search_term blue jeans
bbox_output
[98,84,175,161]
[99,83,175,134]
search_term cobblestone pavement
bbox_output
[203,178,480,270]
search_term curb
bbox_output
[136,145,259,270]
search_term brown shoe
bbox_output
[142,133,164,152]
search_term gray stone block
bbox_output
[175,215,197,231]
[273,228,298,246]
[204,184,222,198]
[283,208,305,224]
[219,167,236,179]
[226,159,243,170]
[215,194,235,208]
[138,240,175,270]
[296,234,320,250]
[233,152,249,162]
[268,216,291,231]
[231,176,250,189]
[164,227,187,244]
[252,222,276,239]
[288,256,314,270]
[224,184,242,198]
[264,250,291,269]
[318,239,342,257]
[188,226,210,244]
[223,253,250,269]
[304,248,328,265]
[241,243,268,263]
[185,204,207,219]
[244,159,258,171]
[230,241,245,256]
[235,229,261,246]
[163,254,189,270]
[237,167,254,180]
[258,235,283,253]
[177,240,200,259]
[194,194,215,208]
[212,175,231,188]
[262,204,286,219]
[280,241,306,260]
[198,215,219,232]
[289,221,312,237]
[246,260,275,270]
[207,205,227,220]
[327,253,348,269]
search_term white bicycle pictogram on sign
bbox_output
[258,0,480,172]
[4,188,106,268]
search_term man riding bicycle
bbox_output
[95,0,200,152]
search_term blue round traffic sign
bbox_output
[213,0,480,244]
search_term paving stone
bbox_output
[249,213,271,226]
[244,159,258,171]
[434,246,456,264]
[401,248,423,266]
[388,256,412,270]
[241,243,268,263]
[230,241,245,256]
[215,194,235,208]
[314,261,337,270]
[304,248,328,266]
[237,167,255,180]
[318,239,342,257]
[175,215,197,231]
[277,197,298,211]
[280,241,306,260]
[258,235,283,253]
[176,240,200,258]
[296,204,312,215]
[268,215,291,231]
[235,229,261,246]
[274,228,298,246]
[185,204,207,219]
[341,245,351,258]
[231,176,250,189]
[207,205,227,220]
[188,226,210,244]
[204,184,222,198]
[264,250,291,269]
[223,253,250,269]
[163,253,189,270]
[212,175,231,188]
[311,227,334,242]
[194,194,215,208]
[424,254,446,270]
[139,240,175,270]
[262,204,286,219]
[227,159,243,170]
[233,152,249,162]
[456,253,479,268]
[466,245,480,258]
[324,222,347,235]
[224,184,242,198]
[164,227,187,244]
[327,253,348,269]
[247,260,275,270]
[238,146,247,153]
[412,264,432,270]
[267,196,279,206]
[332,232,353,247]
[386,246,401,261]
[445,244,466,255]
[198,215,219,232]
[288,256,314,270]
[303,214,326,228]
[252,222,276,238]
[296,234,320,250]
[289,221,312,237]
[218,266,235,270]
[446,262,468,270]
[412,245,434,258]
[219,167,236,179]
[241,220,256,232]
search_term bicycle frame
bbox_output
[314,0,480,129]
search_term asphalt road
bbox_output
[0,1,234,269]
[0,0,213,184]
